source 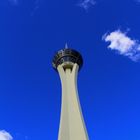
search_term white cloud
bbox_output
[77,0,96,11]
[0,130,13,140]
[103,29,140,61]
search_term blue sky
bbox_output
[1,0,140,139]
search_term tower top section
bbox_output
[52,47,83,71]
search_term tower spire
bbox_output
[65,43,68,49]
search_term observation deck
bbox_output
[52,48,83,71]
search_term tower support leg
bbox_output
[57,64,89,140]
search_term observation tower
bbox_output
[52,45,89,140]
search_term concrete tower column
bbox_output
[52,47,89,140]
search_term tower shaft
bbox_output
[57,63,89,140]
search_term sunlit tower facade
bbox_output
[52,46,89,140]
